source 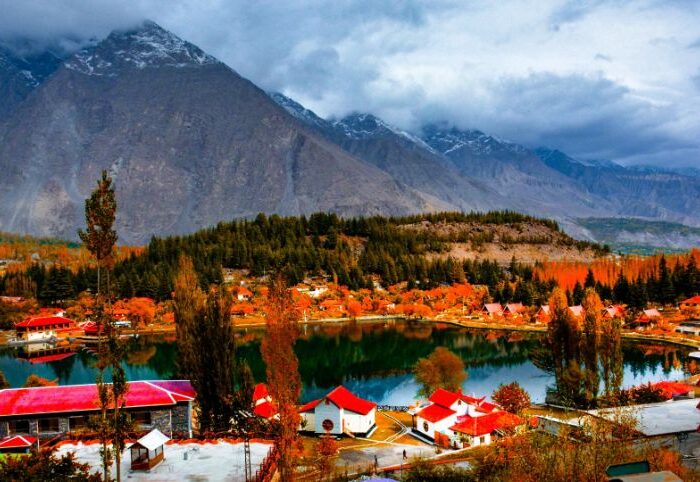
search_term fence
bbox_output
[377,405,410,412]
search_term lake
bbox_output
[0,320,690,404]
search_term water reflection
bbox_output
[0,321,690,404]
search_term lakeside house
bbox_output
[536,305,551,322]
[503,303,525,317]
[681,295,700,316]
[603,305,625,319]
[482,303,504,318]
[299,386,376,436]
[411,388,523,449]
[14,316,76,342]
[0,380,195,439]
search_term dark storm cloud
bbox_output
[0,0,698,167]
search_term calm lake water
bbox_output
[0,321,690,404]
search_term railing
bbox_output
[255,445,278,482]
[377,405,410,412]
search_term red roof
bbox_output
[254,400,277,419]
[300,386,376,415]
[450,411,523,436]
[476,401,498,413]
[652,381,694,397]
[253,383,269,402]
[416,403,456,423]
[429,388,461,408]
[15,316,76,329]
[0,435,36,449]
[0,380,195,417]
[682,296,700,305]
[299,399,322,413]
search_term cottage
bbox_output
[0,380,195,439]
[536,305,551,323]
[130,429,170,471]
[633,309,662,328]
[603,305,625,319]
[299,386,376,436]
[681,296,700,316]
[411,388,522,448]
[503,303,525,317]
[568,305,584,318]
[236,286,253,301]
[482,303,503,318]
[14,316,76,342]
[253,383,278,420]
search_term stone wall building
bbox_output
[0,380,195,439]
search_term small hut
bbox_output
[0,435,36,454]
[130,429,170,471]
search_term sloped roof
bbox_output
[326,386,376,415]
[483,303,503,314]
[450,411,523,436]
[429,388,461,408]
[15,316,76,328]
[643,309,661,318]
[504,303,524,313]
[299,386,376,415]
[0,380,195,417]
[416,403,456,423]
[682,295,700,305]
[134,429,170,451]
[0,435,36,449]
[569,305,584,317]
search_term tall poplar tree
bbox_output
[79,171,129,482]
[581,289,602,406]
[261,273,302,480]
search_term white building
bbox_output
[411,388,523,449]
[299,386,376,436]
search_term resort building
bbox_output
[482,303,503,318]
[411,388,523,449]
[503,303,525,317]
[0,380,195,439]
[14,316,76,342]
[681,296,700,316]
[298,386,376,436]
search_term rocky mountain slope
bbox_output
[0,22,437,244]
[1,20,699,246]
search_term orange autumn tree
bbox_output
[261,274,302,480]
[414,346,466,397]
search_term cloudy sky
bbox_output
[2,0,700,167]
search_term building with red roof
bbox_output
[411,388,520,448]
[299,386,376,436]
[0,380,195,439]
[482,303,503,318]
[0,434,36,454]
[14,316,76,342]
[503,303,525,317]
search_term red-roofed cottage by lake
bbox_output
[0,380,195,440]
[14,316,76,342]
[299,386,376,436]
[410,388,524,448]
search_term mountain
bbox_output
[0,21,438,244]
[0,43,64,119]
[1,21,699,247]
[419,125,618,223]
[536,148,700,227]
[271,93,506,212]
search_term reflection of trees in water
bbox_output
[236,324,541,390]
[622,342,683,378]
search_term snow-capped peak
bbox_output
[333,113,437,152]
[64,20,218,76]
[421,123,527,156]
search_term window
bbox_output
[423,421,429,432]
[69,416,88,431]
[131,411,152,426]
[8,419,30,435]
[322,419,334,431]
[480,436,486,444]
[39,418,60,433]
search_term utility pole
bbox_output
[244,435,252,482]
